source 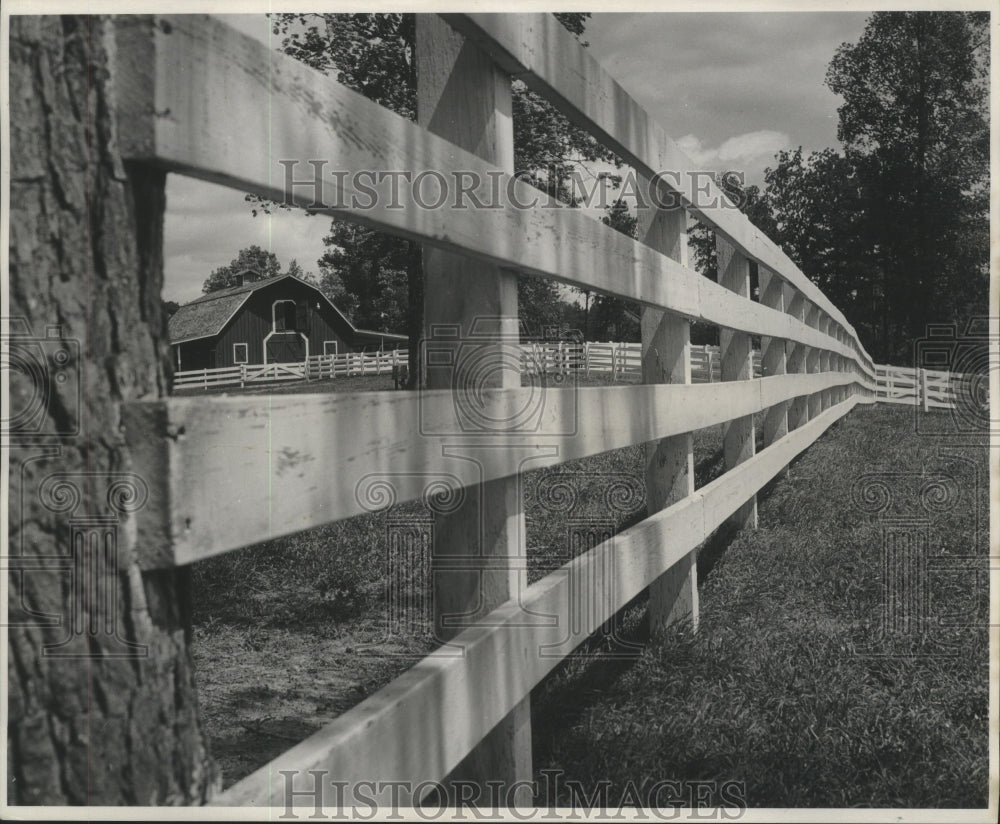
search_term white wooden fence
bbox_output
[171,361,306,390]
[117,12,878,808]
[172,343,758,390]
[874,363,985,411]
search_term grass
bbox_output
[530,405,989,808]
[189,381,989,807]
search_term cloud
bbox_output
[586,12,867,183]
[676,134,717,166]
[676,130,791,183]
[718,130,791,165]
[163,175,330,303]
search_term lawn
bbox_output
[531,404,989,808]
[189,386,989,808]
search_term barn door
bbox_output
[266,336,305,363]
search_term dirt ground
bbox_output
[193,617,435,787]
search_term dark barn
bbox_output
[168,272,407,370]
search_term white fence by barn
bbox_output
[171,343,760,389]
[174,348,984,415]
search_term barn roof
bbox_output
[168,272,407,344]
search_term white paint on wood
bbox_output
[717,236,757,530]
[759,269,790,457]
[123,374,859,569]
[640,197,698,634]
[416,15,530,797]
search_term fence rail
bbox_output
[115,12,879,807]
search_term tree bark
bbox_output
[7,15,218,804]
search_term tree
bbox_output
[585,198,641,341]
[318,221,410,330]
[688,174,776,282]
[8,15,216,802]
[763,147,881,351]
[824,11,989,361]
[201,244,282,293]
[686,174,776,345]
[269,13,622,380]
[285,258,317,284]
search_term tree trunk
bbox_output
[7,15,218,804]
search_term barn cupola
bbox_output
[227,268,260,289]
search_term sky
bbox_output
[162,11,871,303]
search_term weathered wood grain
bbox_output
[639,197,698,633]
[122,374,858,569]
[416,14,531,799]
[760,270,791,461]
[718,236,757,531]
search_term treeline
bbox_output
[187,11,988,368]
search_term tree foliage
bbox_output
[821,10,989,361]
[201,244,282,293]
[267,12,622,361]
[201,245,316,295]
[681,13,988,363]
[688,174,776,282]
[586,199,641,341]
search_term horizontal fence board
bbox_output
[115,14,865,370]
[212,395,860,808]
[443,12,873,375]
[124,372,859,568]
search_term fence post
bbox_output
[240,363,246,389]
[640,198,697,633]
[817,314,832,410]
[758,267,789,473]
[717,236,757,530]
[920,366,929,412]
[805,305,823,420]
[840,329,850,404]
[417,15,531,804]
